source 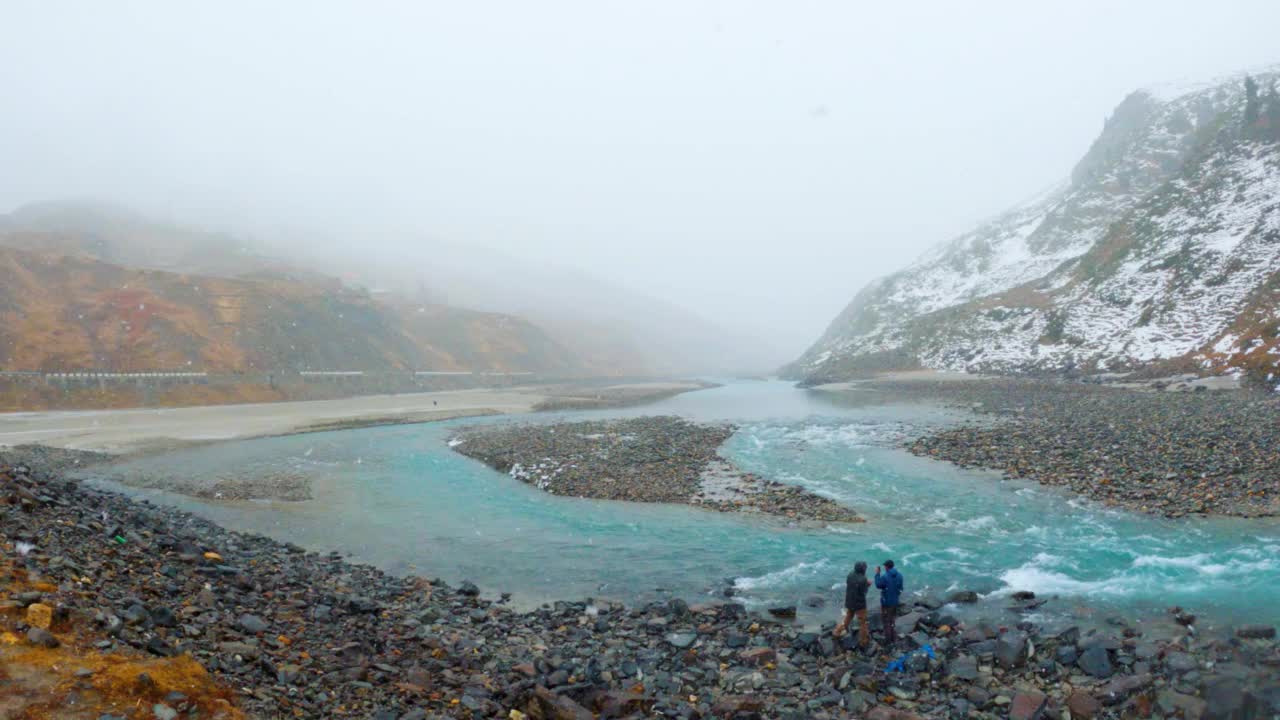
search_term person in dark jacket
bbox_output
[875,559,904,645]
[833,561,871,648]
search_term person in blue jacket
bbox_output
[875,559,904,646]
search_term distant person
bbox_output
[833,560,870,649]
[875,559,904,645]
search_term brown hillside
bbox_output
[0,246,582,376]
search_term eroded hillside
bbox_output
[0,247,583,408]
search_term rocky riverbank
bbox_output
[3,454,1279,719]
[822,378,1280,518]
[451,416,862,524]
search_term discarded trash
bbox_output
[885,644,936,673]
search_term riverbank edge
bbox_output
[0,379,715,456]
[0,380,718,502]
[3,451,1277,719]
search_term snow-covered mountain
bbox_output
[787,68,1280,389]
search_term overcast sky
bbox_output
[3,1,1280,360]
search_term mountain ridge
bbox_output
[788,67,1280,390]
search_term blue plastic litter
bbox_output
[885,643,935,672]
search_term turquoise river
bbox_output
[88,380,1280,632]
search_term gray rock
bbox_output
[1157,689,1207,719]
[1077,645,1114,678]
[995,631,1029,669]
[238,613,268,634]
[949,655,979,680]
[1164,651,1199,674]
[152,705,178,720]
[1098,673,1152,705]
[967,686,991,708]
[1009,690,1047,720]
[1202,676,1256,720]
[665,632,697,649]
[149,606,177,628]
[1054,645,1078,666]
[26,627,59,648]
[843,689,874,713]
[1235,624,1276,639]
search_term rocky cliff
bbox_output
[789,68,1280,389]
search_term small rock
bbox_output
[1235,624,1276,639]
[26,627,59,648]
[1077,645,1114,678]
[948,655,978,680]
[739,647,776,666]
[1010,691,1047,720]
[1098,673,1152,705]
[238,614,268,634]
[25,603,53,630]
[665,632,696,649]
[1066,690,1101,719]
[995,631,1029,669]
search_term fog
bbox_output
[4,1,1280,370]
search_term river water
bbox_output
[88,380,1280,631]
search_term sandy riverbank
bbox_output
[0,381,710,455]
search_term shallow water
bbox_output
[88,380,1280,630]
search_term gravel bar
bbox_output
[451,416,862,524]
[835,379,1280,518]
